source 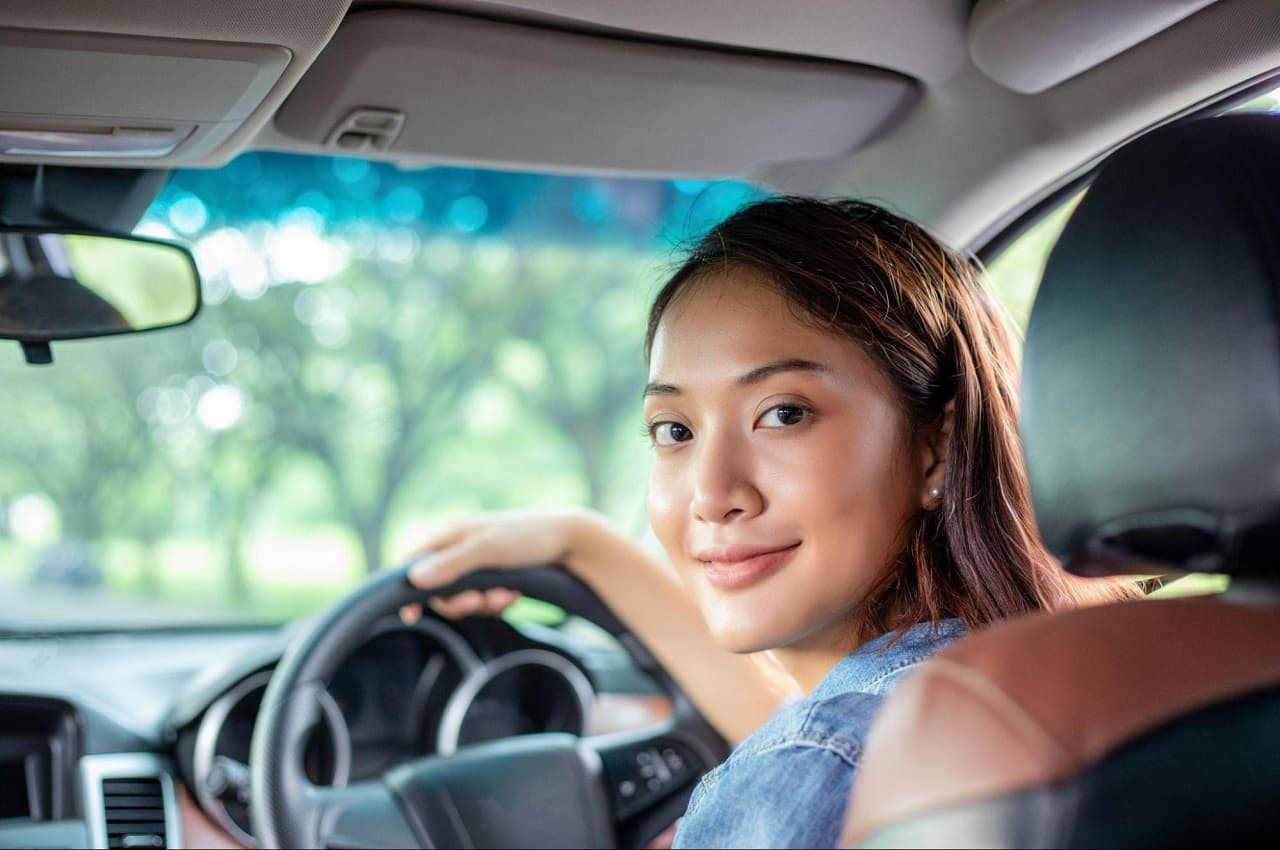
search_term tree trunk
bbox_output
[224,504,252,606]
[357,516,385,576]
[137,535,160,595]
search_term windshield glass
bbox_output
[0,154,763,629]
[11,76,1274,632]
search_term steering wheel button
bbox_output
[618,779,637,798]
[663,748,685,771]
[646,777,664,793]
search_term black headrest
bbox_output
[1022,113,1280,579]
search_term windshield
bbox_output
[0,153,763,629]
[14,78,1275,632]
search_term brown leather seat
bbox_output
[844,597,1280,846]
[843,113,1280,847]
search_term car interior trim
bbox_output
[272,8,918,178]
[968,0,1217,94]
[368,612,484,677]
[80,751,183,850]
[845,596,1280,845]
[436,648,596,757]
[192,670,350,848]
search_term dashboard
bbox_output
[0,611,672,849]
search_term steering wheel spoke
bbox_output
[252,565,729,848]
[381,733,614,849]
[304,781,422,850]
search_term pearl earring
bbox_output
[928,485,943,500]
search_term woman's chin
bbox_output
[701,602,794,654]
[714,630,777,654]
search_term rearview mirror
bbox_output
[0,228,201,364]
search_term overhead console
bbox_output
[0,28,287,165]
[0,0,350,169]
[272,9,919,177]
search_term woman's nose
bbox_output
[689,432,764,523]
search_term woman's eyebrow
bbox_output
[643,381,680,398]
[736,358,828,386]
[644,359,827,398]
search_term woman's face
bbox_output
[645,272,933,655]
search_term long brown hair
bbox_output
[646,197,1137,641]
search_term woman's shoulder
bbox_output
[676,692,883,848]
[720,688,881,770]
[673,620,967,847]
[675,689,897,848]
[813,616,969,700]
[730,617,969,760]
[752,679,895,749]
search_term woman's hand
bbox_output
[403,505,784,743]
[402,507,600,620]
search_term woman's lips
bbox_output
[696,543,801,591]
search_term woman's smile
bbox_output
[695,542,802,590]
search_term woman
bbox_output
[407,197,1135,848]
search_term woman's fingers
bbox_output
[426,588,521,620]
[405,521,526,619]
[404,508,580,590]
[483,588,522,614]
[428,589,486,619]
[403,509,572,621]
[426,597,455,619]
[408,532,494,589]
[399,602,423,626]
[403,521,474,561]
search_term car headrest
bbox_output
[1022,113,1280,580]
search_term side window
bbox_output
[1230,85,1280,114]
[984,193,1083,332]
[985,78,1280,337]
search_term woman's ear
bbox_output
[919,399,954,509]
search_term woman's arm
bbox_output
[407,507,783,743]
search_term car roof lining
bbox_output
[0,0,1276,248]
[268,8,920,180]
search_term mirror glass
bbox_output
[0,230,200,340]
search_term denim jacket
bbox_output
[673,619,967,849]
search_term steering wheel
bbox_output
[249,565,729,849]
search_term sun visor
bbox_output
[273,10,918,178]
[0,28,289,164]
[969,0,1218,94]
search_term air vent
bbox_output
[101,777,167,849]
[81,754,179,850]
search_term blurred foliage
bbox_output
[0,154,763,626]
[1148,573,1231,598]
[11,80,1279,627]
[1231,86,1280,114]
[984,194,1082,335]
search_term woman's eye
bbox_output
[651,422,693,446]
[757,405,810,428]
